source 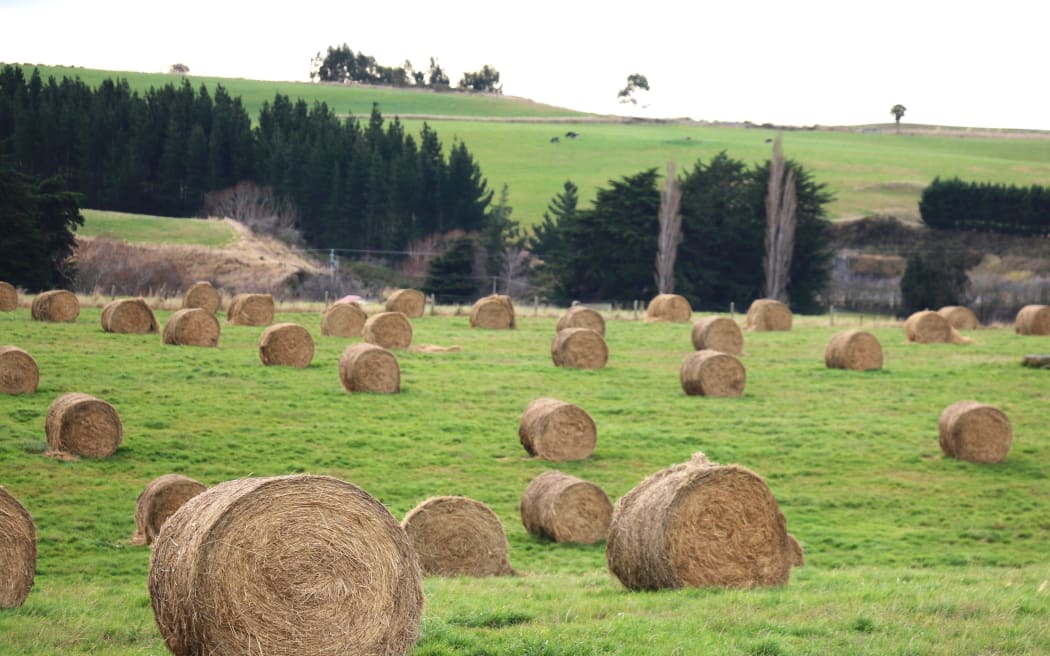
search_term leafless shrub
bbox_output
[74,239,190,298]
[202,181,303,245]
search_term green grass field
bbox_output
[78,210,237,247]
[1,306,1048,654]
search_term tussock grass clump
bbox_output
[1015,304,1050,335]
[0,345,39,395]
[938,400,1013,463]
[101,297,159,334]
[182,281,220,314]
[691,316,743,354]
[745,299,792,331]
[148,474,423,656]
[520,471,612,544]
[338,343,400,393]
[226,293,274,326]
[401,496,513,577]
[0,485,36,609]
[385,289,426,318]
[680,349,746,397]
[45,392,123,459]
[258,322,315,368]
[938,305,980,330]
[0,281,17,311]
[519,398,597,461]
[556,305,605,336]
[320,301,367,337]
[470,295,516,329]
[31,290,79,322]
[646,294,692,323]
[905,310,972,344]
[363,311,413,350]
[551,327,608,369]
[824,330,883,371]
[131,474,207,546]
[162,308,220,347]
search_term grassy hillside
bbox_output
[79,210,237,247]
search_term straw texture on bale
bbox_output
[45,392,123,458]
[745,299,792,331]
[520,471,612,543]
[226,293,274,326]
[1015,304,1050,335]
[131,474,207,546]
[401,496,513,577]
[556,305,606,336]
[258,322,315,368]
[606,453,796,590]
[162,308,220,347]
[31,289,79,322]
[385,289,426,318]
[470,295,516,329]
[320,301,367,337]
[938,305,980,330]
[363,311,413,349]
[691,316,743,355]
[551,327,608,370]
[938,400,1013,463]
[149,475,423,656]
[182,281,220,314]
[824,330,883,371]
[101,297,159,334]
[905,310,973,344]
[0,345,39,395]
[519,398,597,461]
[339,343,400,394]
[680,349,746,397]
[0,486,36,609]
[0,281,17,311]
[645,293,692,323]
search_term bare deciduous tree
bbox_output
[655,160,683,294]
[764,134,797,303]
[202,181,302,245]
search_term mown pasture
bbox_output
[78,210,237,247]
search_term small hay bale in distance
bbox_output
[385,288,426,318]
[745,299,792,331]
[470,294,516,329]
[938,400,1013,463]
[226,293,274,326]
[787,534,805,567]
[320,301,367,337]
[30,289,79,322]
[258,322,315,368]
[1015,304,1050,335]
[680,349,746,397]
[905,310,972,344]
[645,293,692,323]
[519,397,597,461]
[45,392,123,458]
[606,453,797,590]
[520,470,612,544]
[162,308,220,347]
[363,311,413,349]
[0,345,39,395]
[182,281,220,314]
[824,330,883,371]
[0,281,17,311]
[0,486,36,609]
[149,474,423,656]
[556,305,605,336]
[131,474,207,546]
[101,297,159,334]
[691,316,743,355]
[338,342,400,394]
[551,327,608,370]
[401,496,513,577]
[937,305,980,330]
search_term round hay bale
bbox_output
[30,289,79,322]
[551,327,608,370]
[905,310,972,344]
[131,474,207,546]
[149,474,423,656]
[258,322,315,368]
[519,398,597,461]
[691,316,743,355]
[556,305,605,336]
[645,293,692,323]
[824,330,883,371]
[0,345,39,395]
[182,281,221,314]
[0,281,18,311]
[0,486,36,609]
[606,453,796,590]
[680,349,746,397]
[401,496,513,577]
[1015,304,1050,336]
[469,295,516,329]
[938,305,980,330]
[101,297,159,334]
[320,301,367,337]
[226,293,274,326]
[45,392,123,458]
[385,289,426,318]
[520,471,612,543]
[363,312,413,350]
[162,308,220,347]
[787,534,804,567]
[338,343,400,394]
[938,400,1013,463]
[745,299,792,332]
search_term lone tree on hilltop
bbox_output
[169,63,189,74]
[618,74,650,105]
[891,104,906,133]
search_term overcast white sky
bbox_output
[2,0,1049,130]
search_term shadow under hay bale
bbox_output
[321,301,367,337]
[131,474,207,546]
[470,295,516,329]
[163,308,220,347]
[226,293,274,326]
[520,471,611,544]
[691,316,743,355]
[363,312,413,350]
[0,345,39,395]
[519,398,597,461]
[31,290,79,322]
[606,453,797,590]
[401,496,513,577]
[938,400,1013,463]
[339,343,400,393]
[258,323,315,368]
[0,486,36,609]
[0,281,17,311]
[745,299,792,331]
[937,305,980,330]
[680,349,746,397]
[645,294,692,323]
[149,474,423,656]
[45,392,122,459]
[1015,304,1050,336]
[182,281,221,314]
[905,310,972,344]
[556,305,605,336]
[385,289,426,318]
[824,330,883,371]
[551,327,608,370]
[101,298,159,334]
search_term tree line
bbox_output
[919,177,1050,236]
[311,44,501,93]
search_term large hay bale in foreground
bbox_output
[824,330,883,371]
[0,345,39,395]
[646,294,692,323]
[182,281,220,314]
[519,398,597,461]
[258,323,315,368]
[101,298,159,334]
[470,295,516,329]
[606,453,796,590]
[149,475,423,656]
[551,327,608,369]
[45,392,123,458]
[520,471,612,544]
[0,486,36,609]
[131,474,207,546]
[680,349,746,397]
[385,289,426,318]
[938,400,1013,463]
[31,289,79,322]
[745,299,792,331]
[339,343,400,394]
[162,308,220,347]
[938,305,980,331]
[556,305,605,336]
[0,281,17,311]
[321,301,367,337]
[401,496,513,577]
[1015,304,1050,336]
[905,310,972,344]
[691,316,743,355]
[363,312,413,350]
[226,293,274,326]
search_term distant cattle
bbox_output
[565,131,579,138]
[550,136,560,143]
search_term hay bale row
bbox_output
[321,301,367,337]
[937,305,980,330]
[401,496,513,577]
[101,298,159,334]
[470,295,515,329]
[519,398,597,461]
[645,294,692,323]
[31,289,79,322]
[824,330,883,371]
[149,474,423,656]
[0,486,36,609]
[339,343,400,393]
[182,281,221,314]
[520,471,611,544]
[938,400,1012,463]
[551,327,608,370]
[363,311,413,350]
[0,281,17,311]
[131,474,207,546]
[0,345,39,395]
[226,293,274,326]
[691,316,743,355]
[680,350,746,397]
[556,305,605,336]
[385,289,425,318]
[905,310,972,344]
[45,392,123,459]
[745,299,792,332]
[258,323,314,368]
[1015,304,1050,335]
[163,308,220,347]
